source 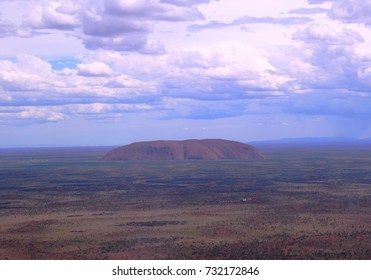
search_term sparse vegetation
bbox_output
[0,145,370,259]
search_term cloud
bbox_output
[1,0,371,132]
[78,0,205,52]
[288,7,328,14]
[180,42,285,90]
[81,11,153,37]
[65,102,154,116]
[0,106,66,125]
[0,54,159,111]
[77,61,113,77]
[307,0,334,4]
[105,74,152,89]
[150,42,286,101]
[23,1,80,30]
[1,38,368,128]
[160,0,213,6]
[17,0,207,53]
[293,24,364,45]
[139,39,166,55]
[0,54,56,91]
[18,107,66,122]
[78,3,154,52]
[269,20,371,101]
[188,15,313,31]
[159,98,246,120]
[329,0,371,24]
[104,0,205,21]
[0,18,15,37]
[234,15,313,25]
[0,102,155,126]
[0,41,287,125]
[81,33,149,52]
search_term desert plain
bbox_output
[0,144,370,259]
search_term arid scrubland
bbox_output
[0,145,370,259]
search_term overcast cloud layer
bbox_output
[1,0,371,146]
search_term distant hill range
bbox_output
[249,137,371,146]
[104,139,264,160]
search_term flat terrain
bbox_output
[0,145,370,259]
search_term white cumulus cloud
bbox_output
[77,61,113,77]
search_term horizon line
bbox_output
[1,136,371,149]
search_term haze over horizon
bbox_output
[1,0,371,147]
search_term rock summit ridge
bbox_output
[104,139,264,160]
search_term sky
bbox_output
[1,0,371,147]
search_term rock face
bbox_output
[104,139,264,160]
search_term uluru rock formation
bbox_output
[104,139,264,160]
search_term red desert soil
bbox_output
[104,139,264,160]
